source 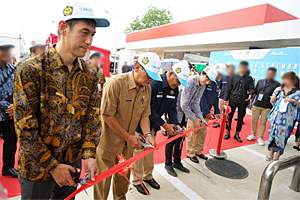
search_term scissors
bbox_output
[139,134,154,149]
[70,166,91,196]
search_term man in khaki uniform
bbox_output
[132,61,190,195]
[94,52,162,200]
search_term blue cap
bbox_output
[178,76,189,87]
[144,68,162,81]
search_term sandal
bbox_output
[273,158,279,161]
[265,155,273,161]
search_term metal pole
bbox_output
[258,155,300,200]
[290,163,300,192]
[104,10,118,74]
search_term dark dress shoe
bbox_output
[188,156,199,163]
[134,183,149,195]
[162,130,167,136]
[293,146,300,151]
[165,165,177,177]
[224,130,230,140]
[213,124,220,128]
[144,178,160,189]
[2,168,18,178]
[233,132,243,143]
[197,154,208,160]
[0,132,3,139]
[173,163,190,173]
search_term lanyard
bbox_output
[262,79,273,92]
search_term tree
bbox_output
[124,6,173,34]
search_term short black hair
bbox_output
[90,52,101,60]
[239,61,249,67]
[267,67,277,73]
[57,19,97,38]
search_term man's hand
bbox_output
[49,164,78,187]
[5,104,13,117]
[215,114,221,119]
[245,95,252,101]
[224,100,229,106]
[206,113,214,120]
[162,123,177,135]
[249,101,253,109]
[127,135,143,150]
[193,119,201,128]
[145,135,155,146]
[84,158,99,182]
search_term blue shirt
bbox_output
[200,82,220,116]
[136,73,179,134]
[177,74,205,122]
[218,75,230,99]
[0,63,16,121]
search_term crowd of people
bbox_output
[0,1,299,200]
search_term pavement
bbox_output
[9,136,300,200]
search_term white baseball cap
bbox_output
[172,60,190,87]
[0,39,14,48]
[203,67,217,84]
[138,52,162,82]
[29,39,49,50]
[59,1,110,27]
[214,63,227,76]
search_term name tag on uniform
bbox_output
[156,95,163,98]
[222,81,227,84]
[125,99,132,102]
[207,88,212,91]
[97,83,101,91]
[166,95,175,99]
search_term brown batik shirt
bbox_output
[14,46,102,181]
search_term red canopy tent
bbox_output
[46,33,111,77]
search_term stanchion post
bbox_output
[209,111,227,159]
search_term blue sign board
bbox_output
[209,48,300,83]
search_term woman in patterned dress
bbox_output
[266,72,300,161]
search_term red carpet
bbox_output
[0,112,278,198]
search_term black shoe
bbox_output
[144,178,160,189]
[162,130,167,136]
[197,154,208,160]
[165,165,177,177]
[233,132,243,143]
[188,156,199,163]
[213,124,220,128]
[2,168,18,178]
[134,183,149,195]
[173,163,190,173]
[234,118,238,121]
[293,146,300,151]
[224,130,230,140]
[0,132,3,139]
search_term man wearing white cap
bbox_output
[0,40,18,179]
[166,66,217,176]
[29,39,49,58]
[132,60,190,195]
[187,64,226,163]
[94,52,161,199]
[14,1,109,199]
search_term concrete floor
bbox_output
[9,137,300,200]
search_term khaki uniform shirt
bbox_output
[99,71,151,154]
[14,46,101,181]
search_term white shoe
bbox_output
[257,138,265,146]
[246,134,256,141]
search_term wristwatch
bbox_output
[144,133,152,138]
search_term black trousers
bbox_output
[19,159,81,200]
[165,115,186,166]
[0,120,17,171]
[226,101,247,132]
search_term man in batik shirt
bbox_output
[13,2,110,199]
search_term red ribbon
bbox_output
[65,120,219,200]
